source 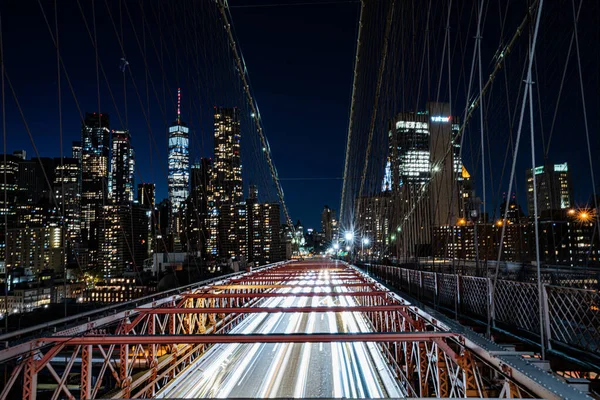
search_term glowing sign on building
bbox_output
[431,116,451,122]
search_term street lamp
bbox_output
[361,238,370,262]
[344,231,354,242]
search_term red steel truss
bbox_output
[0,259,587,399]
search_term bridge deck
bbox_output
[0,259,589,399]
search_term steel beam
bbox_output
[135,305,408,314]
[211,283,376,289]
[181,291,389,299]
[43,332,457,345]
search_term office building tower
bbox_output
[17,158,55,204]
[356,193,396,256]
[137,183,155,209]
[99,203,151,278]
[182,159,214,256]
[72,141,82,162]
[8,200,63,275]
[247,202,283,265]
[110,130,135,204]
[218,202,247,260]
[0,155,20,261]
[388,102,461,257]
[80,112,110,245]
[389,112,430,188]
[213,107,242,206]
[6,225,63,276]
[246,188,283,265]
[206,198,219,258]
[213,107,243,260]
[168,89,190,234]
[321,205,336,243]
[54,158,81,244]
[526,162,573,216]
[16,159,39,204]
[426,102,459,227]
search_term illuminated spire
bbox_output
[177,88,181,124]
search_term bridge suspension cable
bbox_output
[216,0,294,231]
[339,0,365,231]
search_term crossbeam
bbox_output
[43,332,457,345]
[182,291,389,299]
[212,283,376,289]
[135,305,408,314]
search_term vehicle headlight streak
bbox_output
[157,264,402,399]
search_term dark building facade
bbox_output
[110,130,135,204]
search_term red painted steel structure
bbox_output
[0,259,586,399]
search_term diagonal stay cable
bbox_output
[216,0,293,231]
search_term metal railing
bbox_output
[368,258,600,289]
[0,261,288,349]
[364,263,600,363]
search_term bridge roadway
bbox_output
[0,258,590,399]
[157,262,403,398]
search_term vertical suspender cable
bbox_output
[340,0,365,232]
[528,57,545,360]
[0,12,7,333]
[571,0,600,260]
[475,0,486,247]
[490,0,544,341]
[54,0,67,319]
[357,0,395,224]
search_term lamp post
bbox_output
[361,238,369,261]
[344,231,354,261]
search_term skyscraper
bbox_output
[182,159,214,257]
[99,203,150,278]
[81,112,110,247]
[389,112,430,189]
[246,192,283,265]
[428,102,459,227]
[167,89,190,234]
[526,163,573,216]
[387,102,461,257]
[0,155,20,262]
[321,205,335,243]
[110,130,135,204]
[213,107,243,260]
[54,158,81,245]
[213,107,242,206]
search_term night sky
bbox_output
[0,0,358,230]
[1,0,599,230]
[230,1,358,228]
